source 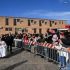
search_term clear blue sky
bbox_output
[0,0,70,23]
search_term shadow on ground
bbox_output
[2,60,28,70]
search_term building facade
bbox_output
[0,16,66,35]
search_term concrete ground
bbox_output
[0,47,59,70]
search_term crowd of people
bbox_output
[0,28,69,54]
[0,29,70,69]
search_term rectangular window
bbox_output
[14,19,16,25]
[50,21,52,27]
[5,27,12,31]
[39,20,42,26]
[5,18,9,25]
[28,20,30,26]
[33,28,36,33]
[39,28,42,34]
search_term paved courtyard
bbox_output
[0,47,59,70]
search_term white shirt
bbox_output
[0,41,7,57]
[55,44,69,62]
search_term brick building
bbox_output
[0,16,66,35]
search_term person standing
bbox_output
[6,33,13,54]
[47,29,53,43]
[0,37,7,57]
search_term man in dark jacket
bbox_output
[6,33,14,53]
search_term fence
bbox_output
[14,39,70,69]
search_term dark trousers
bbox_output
[7,45,12,53]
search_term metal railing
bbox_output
[14,39,70,69]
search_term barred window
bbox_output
[5,27,12,31]
[28,20,31,26]
[39,28,42,34]
[33,28,36,33]
[50,21,52,27]
[14,19,17,25]
[5,18,9,25]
